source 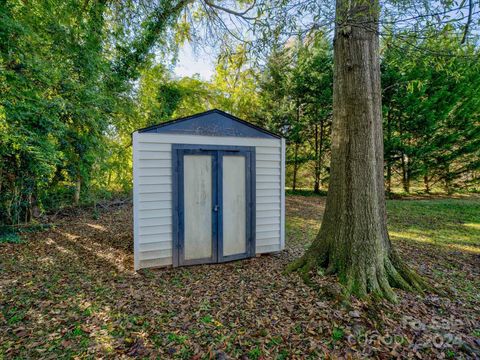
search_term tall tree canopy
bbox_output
[0,0,190,224]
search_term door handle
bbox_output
[213,205,220,212]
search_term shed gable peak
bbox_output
[137,109,280,139]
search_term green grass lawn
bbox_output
[287,195,480,253]
[387,198,480,253]
[1,195,479,358]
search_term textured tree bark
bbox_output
[386,112,392,196]
[288,0,428,301]
[314,124,320,193]
[314,120,325,194]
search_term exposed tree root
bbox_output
[286,255,318,287]
[286,242,433,303]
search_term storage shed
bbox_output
[132,109,285,270]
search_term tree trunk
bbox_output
[444,165,453,194]
[317,120,326,191]
[314,124,320,193]
[386,112,392,197]
[424,169,430,194]
[288,0,428,301]
[401,153,410,193]
[26,192,32,223]
[386,163,392,196]
[74,176,81,205]
[292,143,299,190]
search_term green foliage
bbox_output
[167,333,188,344]
[1,0,101,224]
[247,346,262,359]
[0,0,188,225]
[211,45,261,120]
[331,328,344,341]
[259,32,333,191]
[382,32,480,194]
[258,29,479,193]
[200,315,213,324]
[0,229,21,244]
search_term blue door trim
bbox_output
[172,144,256,267]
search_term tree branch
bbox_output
[202,0,257,20]
[460,0,473,44]
[112,0,193,81]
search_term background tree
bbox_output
[259,34,333,191]
[0,0,190,224]
[291,33,333,193]
[259,46,308,190]
[211,45,261,120]
[382,31,480,195]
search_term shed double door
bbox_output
[173,145,255,266]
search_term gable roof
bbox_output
[136,109,281,139]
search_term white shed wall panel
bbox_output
[133,132,284,270]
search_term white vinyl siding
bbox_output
[133,132,284,270]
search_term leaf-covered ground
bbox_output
[1,196,479,359]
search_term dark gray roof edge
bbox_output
[135,109,282,139]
